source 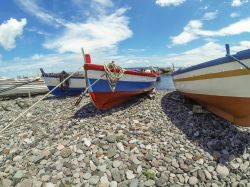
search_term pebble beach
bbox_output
[0,91,250,187]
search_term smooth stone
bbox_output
[111,168,122,182]
[117,142,125,152]
[13,170,25,179]
[110,181,118,187]
[98,164,107,172]
[107,147,117,158]
[83,173,92,180]
[61,148,72,158]
[57,144,64,150]
[83,138,92,147]
[144,180,155,187]
[197,170,206,182]
[2,179,12,187]
[204,170,212,180]
[89,175,100,185]
[41,175,50,182]
[243,153,249,160]
[188,176,198,185]
[177,174,185,184]
[100,176,109,184]
[113,160,122,168]
[145,153,154,161]
[240,161,249,171]
[32,180,42,187]
[107,135,116,143]
[230,162,240,169]
[216,165,229,177]
[16,179,33,187]
[44,183,55,187]
[207,166,215,172]
[155,177,167,187]
[126,170,135,180]
[129,179,139,187]
[97,183,109,187]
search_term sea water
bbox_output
[155,75,175,90]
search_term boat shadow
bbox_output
[73,94,148,118]
[161,91,250,163]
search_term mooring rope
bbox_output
[75,74,105,106]
[104,62,125,92]
[0,67,83,135]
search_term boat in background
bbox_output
[173,44,250,127]
[40,68,86,97]
[83,55,158,109]
[0,77,48,98]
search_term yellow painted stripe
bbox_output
[174,69,250,82]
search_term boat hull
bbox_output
[173,49,250,127]
[0,79,48,97]
[85,64,157,109]
[42,76,86,97]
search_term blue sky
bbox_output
[0,0,250,77]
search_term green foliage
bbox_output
[143,168,156,179]
[62,178,74,187]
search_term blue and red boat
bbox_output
[84,60,158,109]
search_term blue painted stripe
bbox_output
[47,86,85,96]
[87,79,155,92]
[173,49,250,76]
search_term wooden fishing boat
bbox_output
[84,60,158,109]
[40,69,86,97]
[173,44,250,127]
[0,77,48,98]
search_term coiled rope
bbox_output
[75,61,125,105]
[104,61,125,92]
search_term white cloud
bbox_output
[230,12,240,18]
[232,0,248,7]
[202,11,218,20]
[164,41,250,67]
[16,0,67,27]
[0,18,27,50]
[171,17,250,45]
[155,0,186,7]
[2,41,250,77]
[92,0,114,7]
[43,8,132,53]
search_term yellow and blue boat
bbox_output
[173,44,250,127]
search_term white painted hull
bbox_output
[174,58,250,98]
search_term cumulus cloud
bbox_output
[164,41,250,67]
[0,18,27,50]
[232,0,248,7]
[155,0,186,7]
[43,8,132,53]
[16,0,132,55]
[171,17,250,45]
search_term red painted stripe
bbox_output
[84,64,158,77]
[89,91,150,109]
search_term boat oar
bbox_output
[225,44,250,70]
[75,76,104,106]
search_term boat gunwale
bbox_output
[84,64,158,78]
[172,49,250,76]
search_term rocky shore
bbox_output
[0,91,250,187]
